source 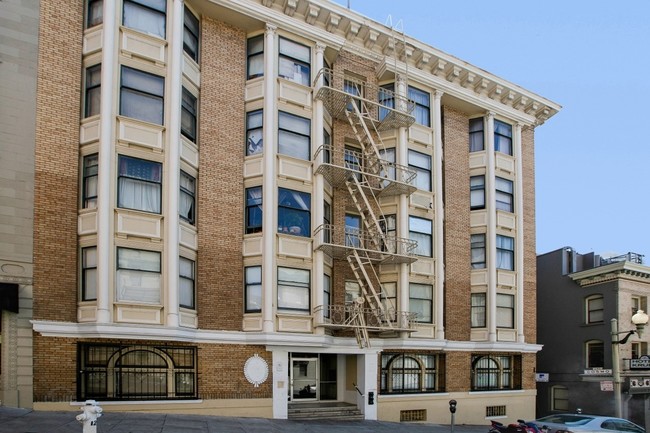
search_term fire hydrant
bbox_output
[76,400,102,433]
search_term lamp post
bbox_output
[611,309,649,418]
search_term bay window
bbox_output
[496,294,514,328]
[246,110,263,156]
[408,85,430,127]
[470,175,485,210]
[471,234,486,269]
[181,87,197,142]
[409,283,433,323]
[323,274,331,318]
[117,155,162,214]
[278,37,310,86]
[494,120,512,155]
[471,293,486,328]
[496,235,514,270]
[180,171,195,224]
[183,5,199,62]
[245,266,262,313]
[245,186,262,234]
[85,64,101,118]
[278,188,310,237]
[277,267,310,313]
[496,177,514,212]
[247,35,264,79]
[278,111,310,160]
[86,0,103,28]
[116,247,161,304]
[82,153,98,209]
[409,216,432,257]
[469,117,484,152]
[81,247,97,301]
[179,257,195,309]
[408,150,431,191]
[120,66,164,125]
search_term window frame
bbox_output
[119,66,165,125]
[86,0,103,28]
[471,233,486,269]
[246,110,263,156]
[471,293,486,328]
[278,111,311,160]
[181,87,197,142]
[494,119,513,155]
[277,266,310,313]
[345,213,361,248]
[380,352,442,394]
[496,235,515,271]
[323,200,331,243]
[496,293,515,329]
[85,64,101,118]
[409,215,432,257]
[179,256,195,310]
[470,175,485,210]
[469,117,484,152]
[323,274,331,319]
[585,340,604,368]
[116,247,162,304]
[247,35,264,80]
[278,37,311,86]
[82,153,99,209]
[409,282,433,323]
[495,176,514,213]
[551,385,570,411]
[245,186,263,234]
[408,85,431,127]
[122,0,166,39]
[245,265,262,313]
[179,170,195,225]
[586,295,604,324]
[183,5,199,62]
[378,83,395,121]
[117,155,162,214]
[278,187,311,237]
[81,246,98,301]
[408,149,432,192]
[471,355,520,391]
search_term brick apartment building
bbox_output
[18,0,559,424]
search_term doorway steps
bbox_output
[288,402,364,421]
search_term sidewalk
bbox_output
[0,406,488,433]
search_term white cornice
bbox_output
[570,261,650,287]
[31,320,541,353]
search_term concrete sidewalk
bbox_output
[0,406,488,433]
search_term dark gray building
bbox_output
[536,247,650,426]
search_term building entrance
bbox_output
[289,353,338,402]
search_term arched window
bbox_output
[380,353,442,394]
[471,355,521,391]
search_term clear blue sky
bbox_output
[334,0,650,261]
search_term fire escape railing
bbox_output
[312,68,419,347]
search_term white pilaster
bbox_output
[262,24,277,333]
[486,113,497,342]
[165,0,185,327]
[96,0,118,324]
[357,352,379,420]
[313,42,325,334]
[396,74,409,331]
[272,349,289,419]
[433,90,445,340]
[514,123,525,342]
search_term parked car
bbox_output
[535,414,645,433]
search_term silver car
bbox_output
[535,414,645,433]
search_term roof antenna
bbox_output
[347,0,351,8]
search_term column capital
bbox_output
[315,42,326,53]
[433,89,444,100]
[265,23,277,34]
[486,111,496,119]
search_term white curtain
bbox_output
[119,178,161,213]
[123,1,166,38]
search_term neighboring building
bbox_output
[27,0,559,424]
[537,247,650,425]
[0,0,38,409]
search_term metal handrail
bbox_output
[313,223,417,256]
[313,304,418,330]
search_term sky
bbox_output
[332,0,650,261]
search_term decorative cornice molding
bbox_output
[571,261,650,287]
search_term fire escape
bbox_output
[312,68,419,347]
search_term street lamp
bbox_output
[611,309,649,418]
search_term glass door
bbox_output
[291,356,318,401]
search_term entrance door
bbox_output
[291,356,318,401]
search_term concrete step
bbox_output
[288,404,364,421]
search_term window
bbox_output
[245,186,262,234]
[278,111,310,160]
[469,117,484,152]
[86,0,103,28]
[82,153,98,209]
[586,295,604,324]
[323,200,331,243]
[183,5,199,62]
[345,145,362,179]
[470,175,485,210]
[179,171,195,225]
[345,214,361,248]
[344,76,362,112]
[381,353,442,394]
[81,247,97,301]
[631,342,648,359]
[179,257,195,309]
[278,37,310,86]
[408,150,431,191]
[471,293,486,328]
[410,283,432,323]
[471,234,486,269]
[551,386,569,411]
[278,188,310,237]
[120,66,164,125]
[123,0,166,39]
[496,294,514,328]
[116,247,161,304]
[494,120,512,155]
[322,129,331,163]
[631,296,647,314]
[409,216,432,257]
[345,280,361,304]
[323,274,331,318]
[408,86,430,127]
[247,35,264,79]
[471,355,520,391]
[380,214,397,253]
[78,343,197,401]
[246,110,263,156]
[117,155,162,213]
[378,83,395,121]
[496,177,514,212]
[381,282,397,320]
[85,64,101,118]
[496,235,514,271]
[277,267,310,313]
[181,87,197,142]
[379,147,396,185]
[245,266,262,313]
[586,340,604,368]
